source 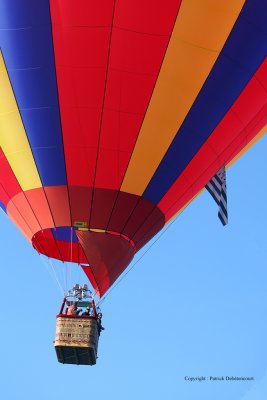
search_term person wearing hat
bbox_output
[96,312,105,335]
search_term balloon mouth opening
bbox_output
[31,226,136,263]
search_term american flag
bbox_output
[205,166,228,226]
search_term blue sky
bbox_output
[0,135,266,400]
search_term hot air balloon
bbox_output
[0,0,266,364]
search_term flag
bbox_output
[205,166,228,226]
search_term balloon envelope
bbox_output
[0,0,266,296]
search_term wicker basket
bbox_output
[54,316,99,365]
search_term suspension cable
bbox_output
[70,227,73,288]
[39,254,64,296]
[47,257,65,296]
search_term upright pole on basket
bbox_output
[59,297,66,314]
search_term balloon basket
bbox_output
[54,316,99,365]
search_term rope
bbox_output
[39,254,64,296]
[70,227,73,288]
[72,230,83,286]
[47,257,65,296]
